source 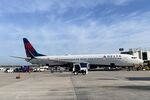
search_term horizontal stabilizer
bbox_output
[10,56,31,60]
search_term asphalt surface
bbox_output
[0,71,150,100]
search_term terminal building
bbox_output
[120,48,150,61]
[120,48,150,68]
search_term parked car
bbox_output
[5,68,14,73]
[14,66,32,72]
[0,67,5,72]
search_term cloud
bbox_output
[0,0,52,14]
[1,11,150,54]
[41,11,150,54]
[0,0,150,64]
[0,0,134,15]
[111,0,134,5]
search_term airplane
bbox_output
[13,38,144,75]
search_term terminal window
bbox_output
[142,52,147,60]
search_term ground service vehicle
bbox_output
[73,63,89,75]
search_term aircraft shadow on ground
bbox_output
[97,78,118,80]
[100,85,150,91]
[116,85,150,91]
[75,85,150,91]
[126,77,150,81]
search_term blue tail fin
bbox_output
[23,38,45,58]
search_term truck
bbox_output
[73,63,89,75]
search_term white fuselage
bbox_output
[27,54,143,67]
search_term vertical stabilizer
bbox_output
[23,38,45,57]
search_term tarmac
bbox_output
[0,71,150,100]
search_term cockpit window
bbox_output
[131,57,137,59]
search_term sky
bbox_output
[0,0,150,65]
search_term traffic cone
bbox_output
[16,73,21,79]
